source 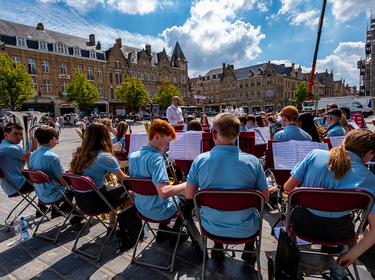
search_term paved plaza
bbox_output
[0,118,374,279]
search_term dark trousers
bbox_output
[19,180,34,193]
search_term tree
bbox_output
[116,77,150,117]
[153,78,184,108]
[65,69,99,113]
[294,82,313,105]
[0,53,35,111]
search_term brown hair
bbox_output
[328,129,375,179]
[327,103,338,109]
[116,121,128,142]
[238,115,248,126]
[213,113,240,140]
[34,126,58,145]
[247,115,255,123]
[70,123,118,174]
[187,120,202,131]
[200,115,209,125]
[340,115,350,133]
[148,119,177,141]
[4,123,23,134]
[99,118,112,127]
[267,116,277,123]
[255,115,265,127]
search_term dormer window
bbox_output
[151,57,155,66]
[39,41,47,50]
[143,60,146,65]
[17,37,27,47]
[89,50,96,59]
[53,42,68,53]
[257,68,263,75]
[249,70,254,77]
[73,47,81,56]
[131,54,136,63]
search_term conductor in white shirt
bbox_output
[166,96,184,127]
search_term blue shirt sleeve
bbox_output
[187,159,199,186]
[51,156,65,179]
[151,155,169,185]
[8,145,26,159]
[255,162,268,191]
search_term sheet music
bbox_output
[293,141,319,161]
[169,132,202,160]
[128,133,149,155]
[273,142,298,170]
[186,133,203,160]
[318,143,329,151]
[330,136,345,148]
[258,127,271,143]
[349,122,360,129]
[248,129,266,145]
[169,133,188,160]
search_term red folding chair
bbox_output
[20,169,84,243]
[113,134,130,162]
[285,188,375,280]
[201,124,210,131]
[193,189,265,280]
[201,132,215,153]
[61,173,128,261]
[174,125,184,131]
[323,138,332,149]
[121,177,186,272]
[0,168,45,230]
[239,131,255,155]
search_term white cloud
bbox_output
[277,0,302,15]
[328,0,372,22]
[162,0,265,77]
[290,10,319,26]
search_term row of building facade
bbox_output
[0,19,188,116]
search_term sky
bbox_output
[0,0,374,86]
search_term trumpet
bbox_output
[269,121,282,140]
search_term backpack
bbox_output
[118,205,143,251]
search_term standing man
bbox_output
[326,109,346,137]
[166,96,184,127]
[185,113,269,263]
[274,106,312,141]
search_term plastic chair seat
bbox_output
[201,227,258,245]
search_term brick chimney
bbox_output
[36,23,44,30]
[96,41,101,50]
[116,38,122,47]
[146,44,151,55]
[89,34,95,46]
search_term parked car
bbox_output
[99,112,111,118]
[140,111,150,120]
[62,113,79,124]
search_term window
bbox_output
[53,42,68,53]
[98,84,103,95]
[210,95,213,102]
[73,47,81,56]
[109,72,113,83]
[267,71,271,77]
[152,72,156,81]
[89,50,96,59]
[173,74,177,83]
[216,94,219,101]
[44,80,51,92]
[27,59,36,74]
[226,76,230,80]
[118,62,121,69]
[251,91,254,99]
[216,83,219,90]
[256,79,260,86]
[115,73,122,84]
[97,68,102,78]
[163,72,168,79]
[180,64,186,70]
[110,88,114,98]
[284,81,287,87]
[132,69,137,78]
[245,82,249,88]
[143,60,146,65]
[39,41,47,50]
[251,81,254,87]
[151,57,155,66]
[205,85,208,91]
[245,93,249,100]
[182,88,187,97]
[232,83,235,89]
[87,66,93,80]
[61,81,68,92]
[76,65,82,73]
[12,56,20,63]
[60,63,67,75]
[114,62,117,69]
[210,85,213,91]
[31,77,37,90]
[140,71,144,80]
[227,84,230,90]
[240,93,243,100]
[353,102,363,108]
[42,60,49,73]
[181,75,186,85]
[146,71,151,81]
[17,37,26,47]
[257,91,260,99]
[131,55,135,63]
[267,77,272,85]
[240,83,243,89]
[223,95,226,101]
[222,84,225,91]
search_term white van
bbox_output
[318,98,373,118]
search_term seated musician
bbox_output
[284,129,375,267]
[326,109,346,137]
[112,121,128,146]
[267,116,282,136]
[70,123,128,234]
[247,115,257,128]
[187,120,202,131]
[316,107,327,126]
[28,126,82,224]
[128,119,196,245]
[274,106,312,141]
[239,114,248,131]
[185,113,269,263]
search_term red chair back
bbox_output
[269,169,291,187]
[174,125,184,131]
[254,144,266,158]
[121,177,157,196]
[201,132,215,153]
[275,127,284,133]
[239,131,255,155]
[114,134,130,160]
[61,173,98,192]
[201,124,210,131]
[175,160,193,172]
[21,169,52,184]
[289,188,374,212]
[194,189,264,211]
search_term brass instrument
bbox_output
[314,119,329,142]
[75,128,83,139]
[269,122,282,140]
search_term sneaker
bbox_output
[241,252,257,264]
[69,216,84,226]
[211,248,225,262]
[321,245,343,254]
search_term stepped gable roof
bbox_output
[317,72,326,83]
[190,77,199,87]
[0,19,103,53]
[120,45,161,64]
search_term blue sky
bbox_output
[1,0,374,86]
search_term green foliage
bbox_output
[294,82,313,105]
[0,53,35,111]
[153,78,184,108]
[65,69,99,112]
[116,77,150,112]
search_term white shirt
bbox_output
[166,104,183,125]
[54,122,60,132]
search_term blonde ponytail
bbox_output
[328,145,351,179]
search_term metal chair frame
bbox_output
[285,188,375,280]
[21,169,85,243]
[193,189,265,280]
[121,177,187,272]
[0,169,46,230]
[61,173,127,262]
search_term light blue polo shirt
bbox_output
[129,146,179,221]
[111,136,117,144]
[316,118,327,126]
[291,149,375,217]
[0,140,26,195]
[28,146,65,203]
[187,145,268,238]
[327,122,346,137]
[274,124,312,141]
[78,151,120,192]
[240,125,247,132]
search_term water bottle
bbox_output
[331,266,348,280]
[19,217,29,241]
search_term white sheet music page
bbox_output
[186,132,203,160]
[349,122,360,129]
[249,129,266,145]
[293,141,319,161]
[329,136,346,148]
[169,133,188,160]
[128,134,138,155]
[273,142,298,170]
[128,133,148,155]
[258,127,271,143]
[318,143,329,151]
